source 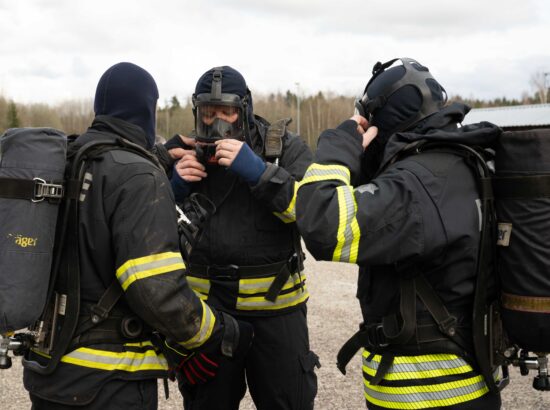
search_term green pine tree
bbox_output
[7,101,20,128]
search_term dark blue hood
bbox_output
[94,62,158,149]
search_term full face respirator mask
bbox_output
[192,67,249,165]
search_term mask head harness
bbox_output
[355,58,447,134]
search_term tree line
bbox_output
[1,85,547,149]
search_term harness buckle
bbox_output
[287,253,300,273]
[206,264,239,280]
[362,324,389,348]
[33,178,64,202]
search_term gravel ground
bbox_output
[2,254,550,409]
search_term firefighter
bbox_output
[296,58,502,409]
[166,66,319,410]
[23,62,251,409]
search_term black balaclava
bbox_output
[194,66,255,133]
[94,62,159,149]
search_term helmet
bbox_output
[192,66,251,143]
[355,58,447,137]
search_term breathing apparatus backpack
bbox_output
[0,127,201,373]
[493,128,550,390]
[380,129,550,393]
[336,127,550,394]
[0,128,66,336]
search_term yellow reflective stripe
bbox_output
[273,181,300,223]
[60,346,168,372]
[364,375,488,409]
[193,291,208,300]
[187,275,211,294]
[363,363,474,380]
[237,286,309,310]
[178,300,216,350]
[187,276,210,300]
[363,351,475,379]
[332,186,359,263]
[301,163,350,186]
[239,272,306,295]
[364,351,466,365]
[116,252,185,291]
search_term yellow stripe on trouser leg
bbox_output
[362,351,489,409]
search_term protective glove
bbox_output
[164,133,191,151]
[150,143,175,176]
[228,143,266,185]
[160,313,254,387]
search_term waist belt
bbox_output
[336,320,452,375]
[69,304,152,351]
[188,253,303,302]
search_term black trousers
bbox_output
[181,305,319,410]
[30,379,158,410]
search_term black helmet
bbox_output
[192,66,251,143]
[355,58,447,137]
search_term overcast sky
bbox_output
[0,0,548,106]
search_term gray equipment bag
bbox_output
[0,128,67,334]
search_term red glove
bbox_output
[176,352,219,385]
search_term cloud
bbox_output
[0,0,548,104]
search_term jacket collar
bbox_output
[380,103,501,165]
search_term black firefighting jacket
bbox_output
[297,104,501,330]
[296,104,502,407]
[24,116,222,405]
[181,115,313,316]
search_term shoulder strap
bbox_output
[264,118,292,165]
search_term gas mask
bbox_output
[192,67,249,165]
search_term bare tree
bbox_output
[530,70,550,104]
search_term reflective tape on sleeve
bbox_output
[301,163,351,186]
[178,300,216,350]
[116,252,185,291]
[332,186,360,263]
[61,344,168,372]
[273,181,299,223]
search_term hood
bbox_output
[94,62,158,149]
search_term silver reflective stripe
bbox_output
[339,186,356,262]
[117,255,182,288]
[364,378,487,404]
[179,301,215,349]
[79,172,93,202]
[63,347,168,371]
[363,354,471,375]
[303,167,349,181]
[187,276,211,293]
[237,287,308,309]
[239,273,303,294]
